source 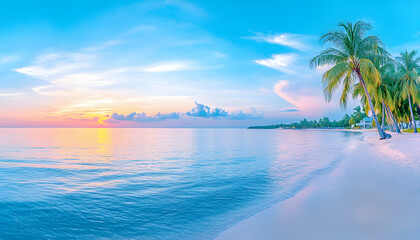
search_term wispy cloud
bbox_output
[128,25,157,34]
[15,63,89,79]
[255,54,297,74]
[273,80,342,116]
[0,55,19,64]
[14,52,93,79]
[142,61,195,72]
[0,92,25,97]
[210,51,228,58]
[82,40,125,51]
[15,50,197,98]
[246,33,313,51]
[143,0,206,16]
[50,98,116,119]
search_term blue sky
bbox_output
[0,0,419,127]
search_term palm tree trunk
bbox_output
[385,106,395,132]
[384,106,393,131]
[408,93,417,133]
[386,105,401,133]
[381,101,385,129]
[356,71,388,139]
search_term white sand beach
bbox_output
[216,132,420,240]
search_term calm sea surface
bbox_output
[0,128,362,239]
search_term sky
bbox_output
[1,0,420,127]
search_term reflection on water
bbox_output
[0,128,362,239]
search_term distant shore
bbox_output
[248,126,347,130]
[248,126,375,132]
[216,132,420,240]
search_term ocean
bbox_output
[0,128,362,239]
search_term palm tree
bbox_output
[382,70,402,133]
[310,21,391,139]
[395,50,420,133]
[352,58,402,133]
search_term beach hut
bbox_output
[356,117,372,129]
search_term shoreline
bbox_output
[216,132,420,240]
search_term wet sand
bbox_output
[216,132,420,240]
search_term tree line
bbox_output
[248,106,367,129]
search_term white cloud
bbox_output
[129,25,157,33]
[82,40,125,51]
[255,54,297,74]
[0,92,25,97]
[246,33,313,51]
[36,52,92,63]
[142,61,195,72]
[14,52,93,80]
[211,51,228,58]
[15,63,90,80]
[1,55,19,64]
[52,73,115,88]
[15,49,197,102]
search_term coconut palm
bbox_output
[357,57,402,133]
[352,54,389,124]
[309,21,391,139]
[395,50,420,133]
[381,70,402,133]
[353,79,393,130]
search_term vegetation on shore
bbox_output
[249,106,367,129]
[308,21,419,138]
[403,128,420,133]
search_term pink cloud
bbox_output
[274,80,341,117]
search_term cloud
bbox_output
[13,46,202,122]
[109,102,263,123]
[102,102,262,125]
[14,52,93,79]
[186,101,227,118]
[255,54,297,74]
[229,109,262,120]
[274,80,338,115]
[82,40,125,51]
[186,102,261,119]
[142,61,195,72]
[15,50,196,100]
[142,0,206,16]
[128,25,157,34]
[110,111,180,122]
[211,51,228,58]
[15,63,89,80]
[0,92,25,97]
[1,55,19,64]
[246,33,313,51]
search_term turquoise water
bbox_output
[0,128,362,239]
